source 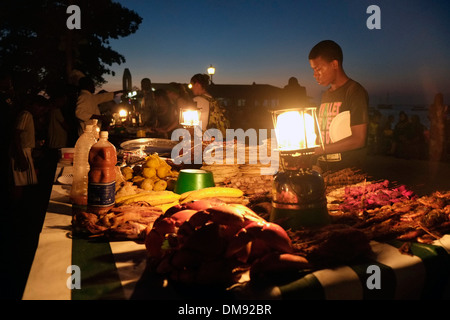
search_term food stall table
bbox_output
[22,166,450,300]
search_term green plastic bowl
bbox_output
[174,169,215,194]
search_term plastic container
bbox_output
[70,125,98,214]
[87,131,117,214]
[60,147,75,165]
[174,169,215,194]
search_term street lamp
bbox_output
[207,64,215,84]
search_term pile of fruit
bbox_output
[119,153,178,192]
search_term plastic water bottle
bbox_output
[87,131,117,214]
[70,124,97,214]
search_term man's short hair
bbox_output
[309,40,343,66]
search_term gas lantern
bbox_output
[179,105,201,128]
[270,108,330,230]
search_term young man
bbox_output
[309,40,369,172]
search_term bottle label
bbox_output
[88,181,116,207]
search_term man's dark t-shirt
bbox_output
[316,79,369,171]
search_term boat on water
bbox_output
[411,105,428,111]
[377,93,393,110]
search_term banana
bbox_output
[115,191,153,205]
[180,187,244,204]
[121,191,181,206]
[156,201,180,213]
[179,190,195,202]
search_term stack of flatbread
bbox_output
[200,164,240,184]
[202,139,279,192]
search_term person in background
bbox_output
[153,89,179,139]
[280,76,309,108]
[167,82,193,109]
[75,77,122,135]
[48,87,69,148]
[367,110,382,155]
[1,71,18,178]
[154,82,193,138]
[391,111,410,158]
[378,114,394,155]
[190,73,212,132]
[140,78,157,127]
[1,70,19,218]
[309,40,369,172]
[408,114,427,159]
[11,95,48,197]
[59,83,80,147]
[46,83,71,165]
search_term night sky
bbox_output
[101,0,450,107]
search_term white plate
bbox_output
[329,111,352,143]
[57,174,73,185]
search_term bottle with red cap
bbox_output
[87,131,117,214]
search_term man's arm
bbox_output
[93,91,116,105]
[315,123,367,155]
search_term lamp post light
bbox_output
[207,64,215,84]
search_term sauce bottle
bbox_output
[87,131,117,214]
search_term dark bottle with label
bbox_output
[87,131,117,214]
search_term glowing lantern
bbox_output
[270,107,329,230]
[271,108,321,153]
[180,106,201,127]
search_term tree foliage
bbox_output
[0,0,142,93]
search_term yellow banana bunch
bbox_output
[180,187,244,204]
[157,201,180,213]
[116,191,181,206]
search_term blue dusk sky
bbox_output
[100,0,450,106]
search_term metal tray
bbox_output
[120,138,179,155]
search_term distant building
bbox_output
[209,83,282,130]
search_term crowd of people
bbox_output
[367,109,429,159]
[123,73,228,139]
[1,72,73,299]
[3,70,226,211]
[4,72,221,193]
